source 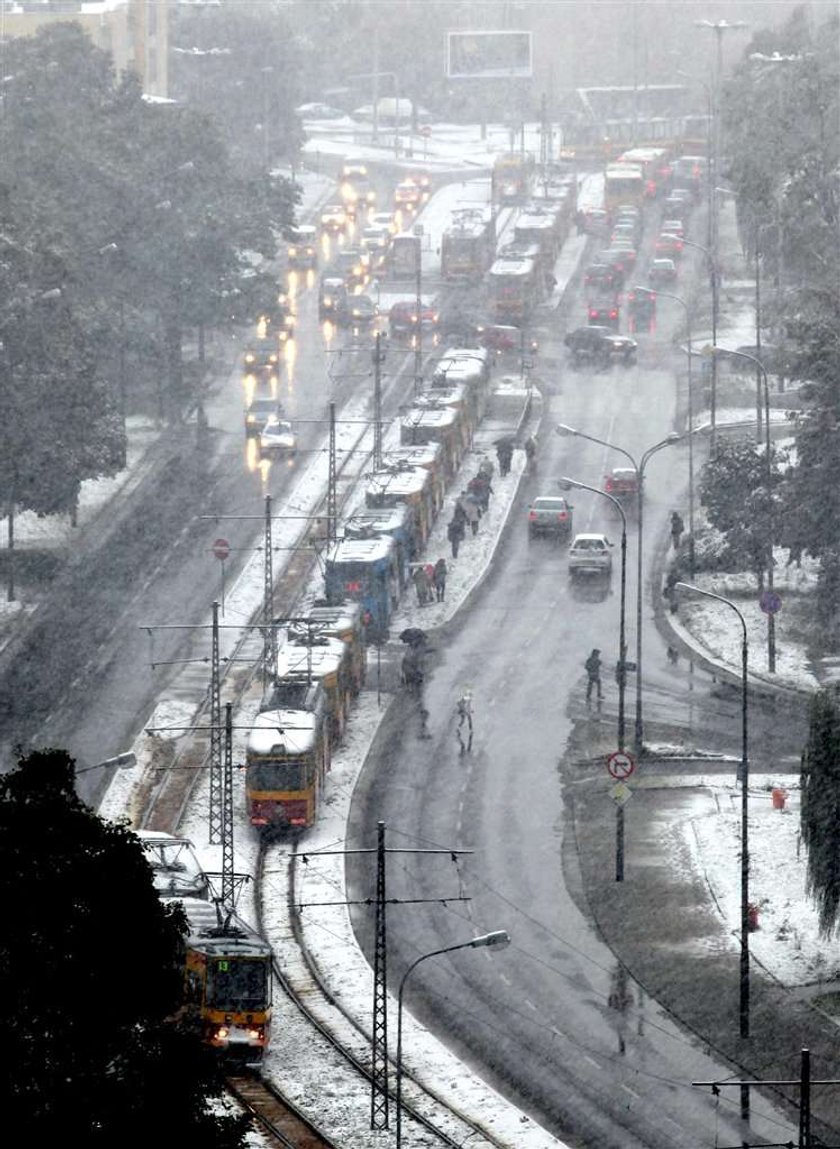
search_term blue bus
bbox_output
[324,535,399,641]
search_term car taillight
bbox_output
[609,310,618,319]
[528,510,537,521]
[557,511,567,521]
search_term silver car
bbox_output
[259,417,298,460]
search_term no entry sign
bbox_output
[213,538,230,561]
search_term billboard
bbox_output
[446,31,532,80]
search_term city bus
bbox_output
[388,232,420,280]
[615,146,673,198]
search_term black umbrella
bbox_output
[399,628,428,647]
[494,435,515,447]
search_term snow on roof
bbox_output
[247,708,319,756]
[325,534,396,563]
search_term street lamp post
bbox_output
[556,424,696,756]
[709,345,776,674]
[635,284,696,578]
[679,236,718,453]
[396,930,510,1148]
[675,581,750,1120]
[560,477,628,882]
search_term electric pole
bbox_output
[209,600,223,844]
[262,494,275,691]
[413,233,423,395]
[221,701,235,908]
[327,400,337,545]
[296,821,474,1130]
[373,331,384,471]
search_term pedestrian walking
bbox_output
[433,557,447,602]
[424,563,436,599]
[456,688,473,753]
[670,510,684,550]
[460,491,481,536]
[413,564,430,605]
[496,439,513,477]
[468,473,492,512]
[524,434,538,475]
[452,498,468,530]
[447,515,465,558]
[478,458,494,481]
[584,648,603,704]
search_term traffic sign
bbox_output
[212,538,230,561]
[611,782,633,806]
[759,589,782,615]
[607,750,635,780]
[420,125,432,138]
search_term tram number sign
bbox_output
[213,538,231,561]
[607,750,635,780]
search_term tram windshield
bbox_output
[248,756,308,791]
[208,956,269,1011]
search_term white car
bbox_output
[568,532,614,576]
[259,417,298,460]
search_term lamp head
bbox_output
[470,930,510,950]
[557,477,577,492]
[555,423,577,438]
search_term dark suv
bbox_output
[564,325,637,365]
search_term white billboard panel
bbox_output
[446,31,532,80]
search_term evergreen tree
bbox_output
[0,749,248,1146]
[801,689,840,937]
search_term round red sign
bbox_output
[212,538,230,561]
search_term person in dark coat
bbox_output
[670,510,684,550]
[585,648,603,704]
[496,439,513,477]
[413,563,430,605]
[447,516,465,558]
[433,557,447,602]
[461,492,481,535]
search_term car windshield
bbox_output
[574,538,606,551]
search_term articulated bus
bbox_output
[487,254,540,323]
[441,208,496,281]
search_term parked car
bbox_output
[259,416,298,460]
[564,325,637,365]
[568,533,614,576]
[527,496,573,541]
